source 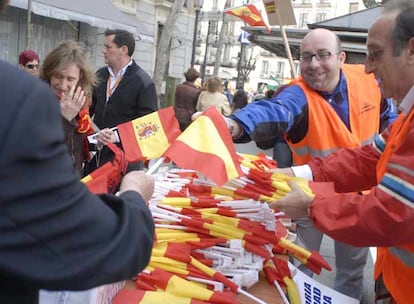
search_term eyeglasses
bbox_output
[25,64,39,69]
[300,51,339,63]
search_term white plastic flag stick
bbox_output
[274,280,290,304]
[237,288,267,304]
[146,156,166,175]
[155,223,187,230]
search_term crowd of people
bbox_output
[1,0,413,302]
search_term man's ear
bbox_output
[338,51,346,67]
[407,37,414,65]
[121,45,128,55]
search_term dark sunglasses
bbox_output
[25,64,39,69]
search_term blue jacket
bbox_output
[232,70,398,144]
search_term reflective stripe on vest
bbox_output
[290,135,376,158]
[389,246,414,268]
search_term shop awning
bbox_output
[9,0,154,41]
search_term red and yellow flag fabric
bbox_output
[113,289,211,304]
[137,268,238,304]
[81,162,115,194]
[163,107,243,186]
[224,3,270,32]
[117,106,181,162]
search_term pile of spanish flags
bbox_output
[112,154,331,304]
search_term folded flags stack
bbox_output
[88,107,332,303]
[112,156,331,304]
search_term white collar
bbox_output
[107,59,133,78]
[399,85,414,114]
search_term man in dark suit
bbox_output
[90,29,158,171]
[0,11,155,301]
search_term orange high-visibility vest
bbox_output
[375,109,414,303]
[288,64,381,165]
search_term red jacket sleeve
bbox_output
[307,125,414,247]
[309,144,379,193]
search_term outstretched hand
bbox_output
[268,167,295,175]
[269,180,313,219]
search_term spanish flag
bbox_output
[163,107,243,186]
[81,162,114,194]
[224,3,270,32]
[117,107,181,162]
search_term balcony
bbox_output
[293,2,312,9]
[316,2,331,8]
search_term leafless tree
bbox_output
[213,0,231,76]
[153,0,186,107]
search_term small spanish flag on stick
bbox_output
[163,107,243,186]
[117,106,181,162]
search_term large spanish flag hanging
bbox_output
[224,3,270,32]
[117,107,181,162]
[163,107,243,186]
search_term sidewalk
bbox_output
[316,235,375,303]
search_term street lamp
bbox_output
[190,0,204,68]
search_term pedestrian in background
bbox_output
[231,89,248,113]
[18,49,40,77]
[196,76,231,116]
[174,67,201,131]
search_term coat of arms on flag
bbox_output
[117,107,181,162]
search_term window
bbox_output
[276,62,285,75]
[112,0,136,14]
[349,2,359,13]
[261,60,269,77]
[315,13,327,22]
[299,13,309,28]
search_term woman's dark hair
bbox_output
[232,89,248,111]
[184,68,200,82]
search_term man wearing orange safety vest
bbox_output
[224,27,398,302]
[271,0,414,302]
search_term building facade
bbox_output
[0,0,197,95]
[194,0,367,93]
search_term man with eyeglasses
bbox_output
[18,49,40,77]
[271,0,414,302]
[223,28,398,301]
